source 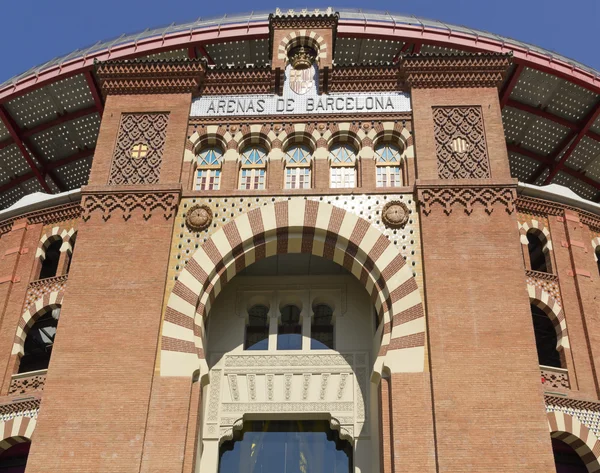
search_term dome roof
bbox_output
[2,8,600,208]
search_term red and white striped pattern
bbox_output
[0,417,36,454]
[548,410,600,472]
[160,199,425,378]
[12,291,63,356]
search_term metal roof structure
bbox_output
[2,8,600,208]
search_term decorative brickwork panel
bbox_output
[525,270,561,306]
[433,106,491,179]
[25,275,68,312]
[82,192,179,222]
[8,372,47,395]
[541,366,570,390]
[108,113,169,185]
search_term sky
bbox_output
[1,0,599,84]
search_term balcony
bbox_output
[541,365,570,390]
[8,369,47,396]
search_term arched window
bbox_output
[19,308,59,374]
[285,144,311,189]
[239,146,267,190]
[527,231,550,273]
[196,147,223,190]
[0,440,31,473]
[531,304,561,368]
[311,304,334,349]
[245,304,269,350]
[596,247,600,277]
[375,142,403,187]
[278,305,302,350]
[65,233,76,275]
[552,438,588,472]
[329,143,357,188]
[39,239,62,280]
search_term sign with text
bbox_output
[190,92,411,117]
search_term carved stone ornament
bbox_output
[382,201,410,228]
[186,204,213,231]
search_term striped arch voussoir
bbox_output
[0,417,36,454]
[277,30,327,62]
[160,199,425,380]
[548,411,600,473]
[528,285,568,350]
[12,291,64,357]
[592,237,600,261]
[36,226,76,260]
[518,220,553,251]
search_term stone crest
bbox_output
[186,204,213,231]
[381,201,409,228]
[289,66,315,95]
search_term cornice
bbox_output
[0,202,82,235]
[328,65,404,93]
[189,112,412,125]
[545,393,600,412]
[96,58,206,96]
[399,53,512,89]
[199,67,274,95]
[269,9,339,29]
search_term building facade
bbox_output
[1,9,600,473]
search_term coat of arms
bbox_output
[289,66,316,95]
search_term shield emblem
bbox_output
[289,67,315,95]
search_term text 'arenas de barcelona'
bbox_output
[4,7,600,473]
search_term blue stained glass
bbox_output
[242,146,267,165]
[375,143,401,163]
[287,144,311,164]
[330,143,356,164]
[198,147,223,166]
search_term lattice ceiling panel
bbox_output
[20,176,45,194]
[520,116,570,156]
[533,167,551,186]
[4,74,94,129]
[1,186,26,209]
[206,39,269,67]
[546,80,598,122]
[54,156,92,189]
[502,107,535,144]
[418,44,462,55]
[0,144,30,176]
[581,153,600,182]
[511,67,561,108]
[508,151,541,182]
[144,48,188,60]
[567,137,600,171]
[0,121,9,142]
[29,113,100,162]
[589,115,600,135]
[45,175,61,194]
[554,171,597,200]
[335,38,403,65]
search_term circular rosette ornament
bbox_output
[381,201,410,229]
[186,204,213,232]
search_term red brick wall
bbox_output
[24,93,191,473]
[413,86,556,471]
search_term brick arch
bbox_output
[548,410,600,472]
[0,418,36,454]
[277,30,328,63]
[592,237,600,261]
[160,199,425,380]
[528,285,569,351]
[519,220,554,272]
[12,292,63,357]
[36,226,76,261]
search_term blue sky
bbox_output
[1,0,599,83]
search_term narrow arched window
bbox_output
[311,304,334,349]
[239,146,267,190]
[375,142,403,187]
[531,304,561,368]
[596,247,600,277]
[39,240,62,280]
[527,231,549,273]
[278,305,302,350]
[244,304,269,350]
[285,144,311,189]
[330,143,357,188]
[65,233,76,275]
[19,308,59,373]
[196,147,223,190]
